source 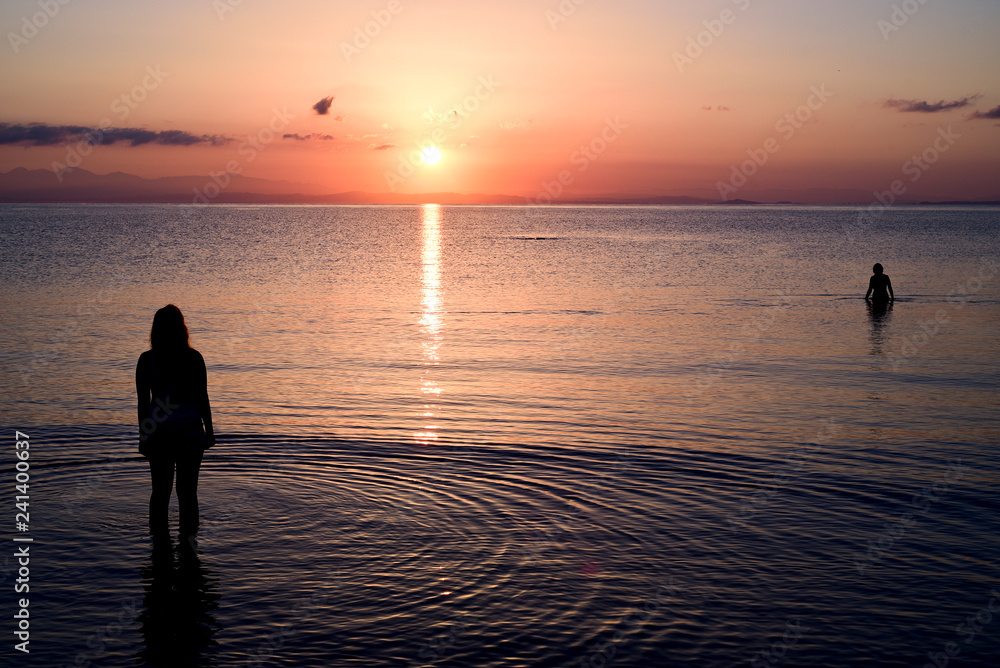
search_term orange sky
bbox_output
[1,0,999,200]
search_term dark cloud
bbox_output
[0,122,229,147]
[883,95,980,113]
[283,133,336,141]
[312,96,335,115]
[369,143,395,151]
[970,105,1000,120]
[0,122,84,145]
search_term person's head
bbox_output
[872,263,884,275]
[149,304,190,351]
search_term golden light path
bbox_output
[414,203,443,444]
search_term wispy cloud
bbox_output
[369,143,395,151]
[282,133,336,141]
[312,96,335,115]
[0,122,229,147]
[883,95,980,113]
[970,105,1000,120]
[499,119,531,130]
[422,106,461,129]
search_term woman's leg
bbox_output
[148,453,175,534]
[176,446,205,536]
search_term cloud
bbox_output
[422,106,461,129]
[499,119,531,130]
[282,133,336,141]
[148,129,228,146]
[970,105,1000,120]
[312,96,335,115]
[368,143,395,150]
[883,95,980,113]
[422,107,445,124]
[701,106,730,111]
[0,122,229,147]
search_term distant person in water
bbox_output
[865,263,894,304]
[136,305,215,537]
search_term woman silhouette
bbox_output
[865,263,894,304]
[136,305,215,536]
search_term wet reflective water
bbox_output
[1,204,998,667]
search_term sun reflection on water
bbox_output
[414,203,444,444]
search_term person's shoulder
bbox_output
[188,348,206,363]
[136,349,152,375]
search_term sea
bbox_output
[0,203,998,667]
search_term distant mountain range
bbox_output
[1,168,997,206]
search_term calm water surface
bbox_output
[1,204,998,667]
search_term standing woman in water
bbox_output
[865,263,894,303]
[136,305,215,536]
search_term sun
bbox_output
[421,145,442,165]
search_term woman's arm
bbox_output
[865,276,874,300]
[195,351,215,447]
[136,353,151,440]
[887,276,894,299]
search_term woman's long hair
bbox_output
[149,304,191,352]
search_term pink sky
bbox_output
[1,0,999,201]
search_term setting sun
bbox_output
[421,146,442,166]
